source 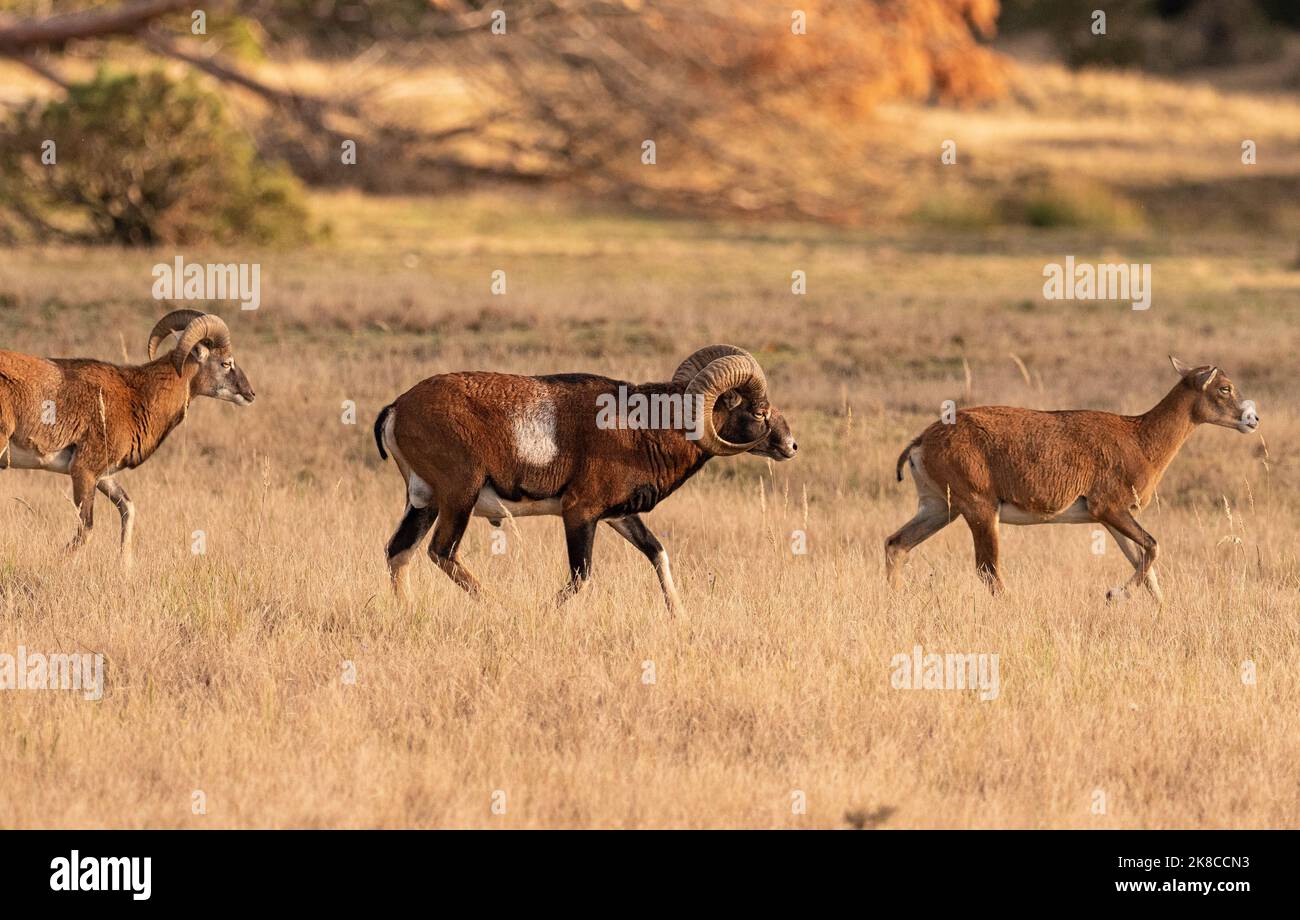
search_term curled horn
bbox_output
[684,350,769,456]
[672,344,752,387]
[147,310,207,360]
[170,314,231,376]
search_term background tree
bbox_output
[0,0,1010,238]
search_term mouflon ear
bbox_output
[1170,356,1220,390]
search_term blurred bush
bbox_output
[914,177,1146,232]
[0,69,311,246]
[240,0,433,55]
[1003,177,1145,231]
[1000,0,1292,70]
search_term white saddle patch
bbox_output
[513,398,558,466]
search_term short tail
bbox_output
[895,435,922,482]
[374,403,395,461]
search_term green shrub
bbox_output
[1001,178,1145,231]
[913,189,1001,230]
[913,178,1144,233]
[0,68,311,246]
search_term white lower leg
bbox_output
[119,503,135,564]
[654,551,682,613]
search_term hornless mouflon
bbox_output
[886,356,1259,602]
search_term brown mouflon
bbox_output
[375,345,797,612]
[0,310,255,562]
[886,356,1259,601]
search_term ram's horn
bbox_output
[685,352,769,456]
[147,310,208,360]
[170,314,232,375]
[672,345,754,388]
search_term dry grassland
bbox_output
[0,191,1296,827]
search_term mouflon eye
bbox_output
[1218,386,1231,395]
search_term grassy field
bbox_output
[0,191,1297,828]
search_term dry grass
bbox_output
[0,192,1298,828]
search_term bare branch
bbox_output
[141,31,333,134]
[0,0,193,53]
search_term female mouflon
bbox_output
[886,356,1258,601]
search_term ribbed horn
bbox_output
[672,345,752,388]
[170,314,232,375]
[147,310,207,360]
[685,352,769,456]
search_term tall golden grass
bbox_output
[0,192,1295,827]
